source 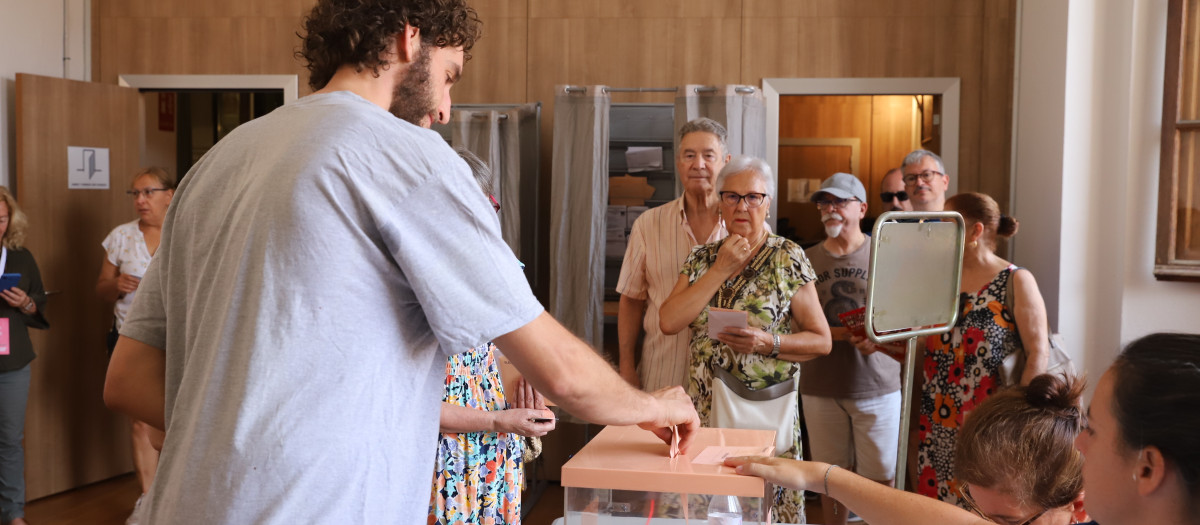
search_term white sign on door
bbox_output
[68,146,110,189]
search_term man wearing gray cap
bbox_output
[799,172,902,525]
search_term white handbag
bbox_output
[709,365,795,455]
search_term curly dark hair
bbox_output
[298,0,482,91]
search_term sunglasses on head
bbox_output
[880,191,909,202]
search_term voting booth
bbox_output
[560,426,776,524]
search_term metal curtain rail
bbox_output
[561,86,757,94]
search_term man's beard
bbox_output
[822,212,844,238]
[389,44,435,126]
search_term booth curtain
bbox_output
[549,86,610,350]
[674,84,766,159]
[450,104,539,260]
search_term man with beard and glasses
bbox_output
[800,172,902,525]
[102,1,700,523]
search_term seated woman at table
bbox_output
[660,155,831,523]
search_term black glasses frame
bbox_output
[126,188,169,198]
[719,191,769,209]
[956,482,1049,525]
[880,191,909,202]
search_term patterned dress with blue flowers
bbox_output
[681,235,816,524]
[429,342,523,525]
[917,266,1021,505]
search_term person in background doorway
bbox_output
[880,167,912,213]
[0,187,49,525]
[901,150,950,212]
[95,167,175,522]
[616,118,730,391]
[801,172,901,525]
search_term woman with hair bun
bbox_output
[917,192,1052,505]
[729,333,1200,525]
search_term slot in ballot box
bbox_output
[560,425,776,524]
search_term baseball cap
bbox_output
[811,172,867,203]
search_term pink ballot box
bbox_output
[560,425,776,524]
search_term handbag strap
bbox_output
[711,366,796,401]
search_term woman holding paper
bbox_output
[660,155,831,523]
[0,186,48,525]
[95,167,175,513]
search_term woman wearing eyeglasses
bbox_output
[660,155,831,523]
[95,167,175,518]
[726,372,1093,525]
[730,333,1200,525]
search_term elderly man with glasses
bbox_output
[900,150,950,211]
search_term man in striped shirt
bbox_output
[616,118,731,391]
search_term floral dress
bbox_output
[917,266,1021,505]
[682,235,816,524]
[429,343,523,525]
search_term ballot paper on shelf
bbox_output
[707,307,748,341]
[625,146,663,173]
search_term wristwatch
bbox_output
[769,334,781,357]
[20,299,34,314]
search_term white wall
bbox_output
[0,0,89,191]
[1013,0,1200,386]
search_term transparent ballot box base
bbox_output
[560,426,778,525]
[563,487,769,524]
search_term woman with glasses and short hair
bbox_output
[729,332,1200,525]
[95,167,175,520]
[660,155,832,523]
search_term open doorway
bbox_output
[762,77,961,241]
[775,94,941,245]
[142,90,285,182]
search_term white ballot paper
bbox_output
[691,445,775,465]
[707,307,748,340]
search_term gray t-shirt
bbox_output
[799,239,901,398]
[120,91,543,524]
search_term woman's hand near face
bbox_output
[116,273,141,294]
[716,327,772,355]
[713,234,754,276]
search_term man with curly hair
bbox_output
[103,1,700,523]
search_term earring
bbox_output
[970,240,978,248]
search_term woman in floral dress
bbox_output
[661,156,831,523]
[429,149,554,525]
[917,192,1049,505]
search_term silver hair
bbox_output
[716,155,775,198]
[901,149,946,174]
[677,117,729,156]
[453,146,494,196]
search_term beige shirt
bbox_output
[616,197,727,391]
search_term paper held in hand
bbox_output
[707,307,748,341]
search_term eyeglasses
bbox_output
[719,191,769,209]
[902,170,943,185]
[814,197,859,210]
[126,188,169,198]
[956,483,1049,525]
[880,191,909,202]
[488,194,500,213]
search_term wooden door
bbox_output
[15,73,142,499]
[777,144,854,245]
